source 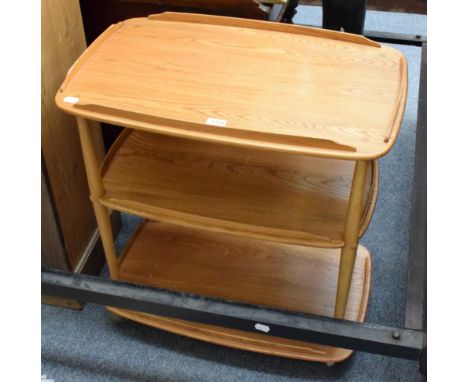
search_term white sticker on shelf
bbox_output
[254,323,270,333]
[205,117,227,127]
[63,96,80,104]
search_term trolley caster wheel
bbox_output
[108,312,126,323]
[326,362,336,367]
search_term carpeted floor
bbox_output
[42,7,426,382]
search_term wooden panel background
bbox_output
[41,163,69,270]
[42,0,105,268]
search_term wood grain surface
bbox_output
[109,220,372,362]
[56,13,407,160]
[41,167,69,270]
[42,0,105,268]
[101,129,378,247]
[79,0,287,51]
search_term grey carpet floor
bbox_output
[42,7,426,382]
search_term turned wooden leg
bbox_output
[76,117,119,279]
[334,160,368,319]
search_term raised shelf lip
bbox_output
[58,99,399,161]
[100,197,344,248]
[56,13,407,161]
[100,190,377,248]
[147,12,381,48]
[98,129,379,249]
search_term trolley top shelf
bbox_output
[56,12,407,160]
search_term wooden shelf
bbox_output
[110,220,371,363]
[101,129,378,248]
[56,12,407,160]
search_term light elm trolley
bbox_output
[56,13,407,364]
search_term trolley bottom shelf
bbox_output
[109,220,372,363]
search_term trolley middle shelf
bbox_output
[100,128,379,248]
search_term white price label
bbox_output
[205,117,227,127]
[63,96,80,104]
[254,323,270,333]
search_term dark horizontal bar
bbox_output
[294,23,426,46]
[42,268,425,360]
[363,30,426,46]
[405,42,427,331]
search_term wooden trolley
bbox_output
[56,13,407,363]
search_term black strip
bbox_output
[42,268,424,360]
[405,42,427,331]
[363,30,426,46]
[294,23,426,46]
